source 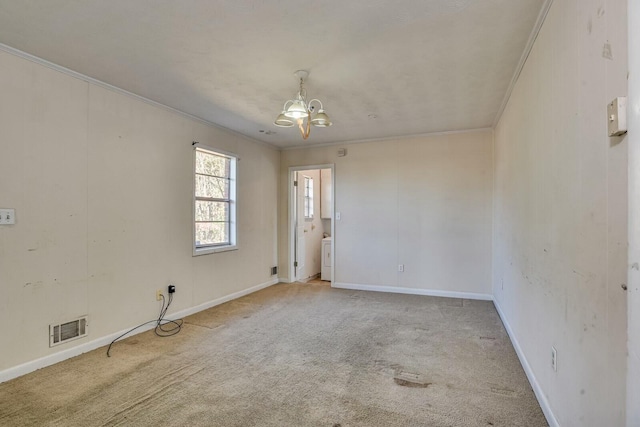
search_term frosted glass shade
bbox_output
[311,110,332,127]
[274,112,294,127]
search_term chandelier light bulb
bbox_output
[284,99,308,119]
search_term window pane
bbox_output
[195,175,229,199]
[196,150,229,177]
[303,176,313,218]
[193,148,236,252]
[195,222,229,246]
[195,201,228,222]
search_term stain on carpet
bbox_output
[393,371,431,388]
[490,386,516,397]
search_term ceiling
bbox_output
[0,0,545,148]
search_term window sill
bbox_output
[193,244,238,256]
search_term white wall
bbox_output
[0,49,279,374]
[279,130,493,298]
[493,0,628,425]
[627,1,640,424]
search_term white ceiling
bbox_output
[0,0,545,148]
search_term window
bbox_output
[194,146,237,255]
[304,176,314,219]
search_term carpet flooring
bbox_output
[0,282,547,426]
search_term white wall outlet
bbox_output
[156,289,163,301]
[398,264,404,272]
[0,209,15,225]
[551,346,557,372]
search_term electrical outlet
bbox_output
[156,290,163,301]
[398,264,404,272]
[551,346,557,372]
[168,284,176,294]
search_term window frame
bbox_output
[193,145,238,256]
[303,175,314,220]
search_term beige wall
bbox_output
[493,0,628,424]
[0,49,279,372]
[280,130,493,297]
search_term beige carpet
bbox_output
[0,282,547,426]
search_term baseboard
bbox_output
[332,282,492,301]
[170,278,279,319]
[0,276,559,427]
[277,277,293,284]
[493,298,559,427]
[0,278,279,384]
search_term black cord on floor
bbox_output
[106,293,183,357]
[154,293,183,337]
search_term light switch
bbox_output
[608,97,627,137]
[0,209,15,225]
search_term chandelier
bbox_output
[274,70,332,140]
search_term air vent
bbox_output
[49,316,88,347]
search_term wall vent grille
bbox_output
[49,316,88,347]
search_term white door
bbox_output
[295,172,307,280]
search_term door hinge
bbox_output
[294,180,298,186]
[294,261,298,267]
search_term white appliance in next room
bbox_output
[321,237,331,281]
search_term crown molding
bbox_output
[281,127,493,151]
[0,42,279,151]
[492,0,554,128]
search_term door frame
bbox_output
[288,164,335,283]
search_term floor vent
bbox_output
[49,316,88,347]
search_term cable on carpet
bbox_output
[106,293,183,357]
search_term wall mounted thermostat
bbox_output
[607,97,627,137]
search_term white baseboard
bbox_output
[277,277,293,283]
[0,276,559,427]
[493,298,559,427]
[332,282,493,301]
[0,278,279,384]
[170,278,279,319]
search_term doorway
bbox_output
[289,164,335,284]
